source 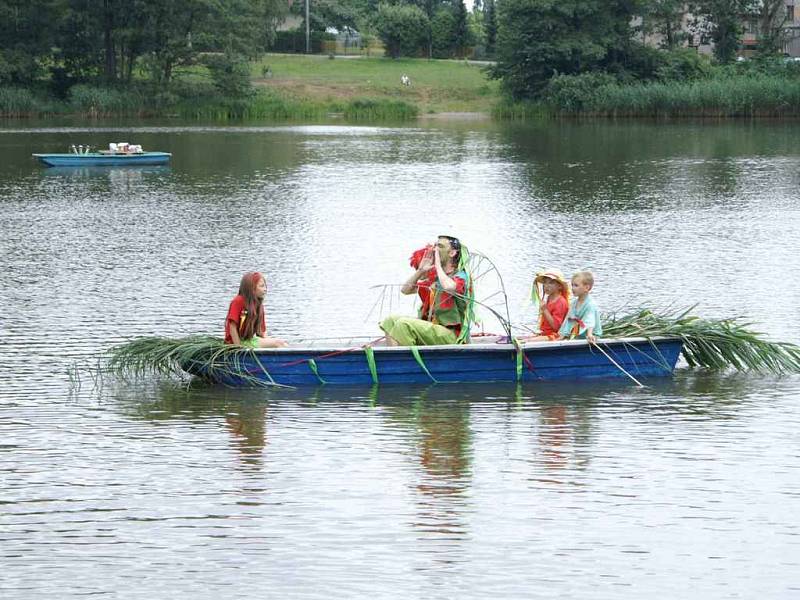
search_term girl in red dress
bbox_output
[224,272,287,348]
[522,269,570,342]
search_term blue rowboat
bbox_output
[32,151,171,167]
[183,336,684,387]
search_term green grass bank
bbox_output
[6,55,800,120]
[0,55,499,120]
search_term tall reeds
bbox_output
[0,87,51,116]
[68,84,146,117]
[342,98,418,121]
[545,74,800,118]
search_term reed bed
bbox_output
[342,98,419,121]
[68,84,146,116]
[0,87,54,116]
[177,92,327,120]
[548,75,800,117]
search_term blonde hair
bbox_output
[572,270,594,287]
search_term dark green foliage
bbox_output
[640,0,692,49]
[654,48,713,81]
[483,0,497,56]
[431,8,457,58]
[542,72,618,111]
[754,0,790,58]
[203,52,255,98]
[452,0,471,58]
[491,0,640,99]
[695,0,755,64]
[343,98,419,119]
[269,29,335,54]
[373,3,429,59]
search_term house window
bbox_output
[788,5,795,22]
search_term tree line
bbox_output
[0,0,794,102]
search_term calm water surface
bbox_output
[1,119,799,598]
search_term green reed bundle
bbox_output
[603,307,800,374]
[107,335,284,387]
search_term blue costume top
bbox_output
[558,295,603,339]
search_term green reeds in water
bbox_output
[107,335,288,387]
[342,98,419,121]
[0,87,57,116]
[603,306,800,374]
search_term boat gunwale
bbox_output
[247,336,681,355]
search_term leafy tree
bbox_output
[0,0,62,84]
[203,51,254,97]
[695,0,756,63]
[640,0,693,49]
[754,0,789,56]
[373,3,429,58]
[491,0,641,99]
[431,8,457,57]
[452,0,470,57]
[483,0,497,56]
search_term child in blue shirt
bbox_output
[558,270,602,343]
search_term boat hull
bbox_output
[184,337,684,387]
[32,152,171,167]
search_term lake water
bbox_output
[1,119,799,598]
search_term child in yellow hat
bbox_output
[521,269,570,342]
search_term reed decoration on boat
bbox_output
[104,306,800,385]
[603,306,800,375]
[106,335,288,387]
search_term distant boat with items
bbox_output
[33,142,171,167]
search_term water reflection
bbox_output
[380,387,473,545]
[41,165,171,179]
[500,120,800,212]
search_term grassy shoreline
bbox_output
[5,55,800,120]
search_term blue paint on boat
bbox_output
[185,336,684,387]
[33,152,172,167]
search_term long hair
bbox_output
[238,272,265,340]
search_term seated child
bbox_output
[558,270,602,343]
[522,269,570,342]
[225,272,288,348]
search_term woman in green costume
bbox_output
[380,235,471,346]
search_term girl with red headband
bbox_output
[224,272,287,348]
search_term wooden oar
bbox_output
[590,340,645,388]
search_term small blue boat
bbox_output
[183,336,684,387]
[33,151,171,167]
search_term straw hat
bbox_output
[534,268,568,288]
[531,268,570,305]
